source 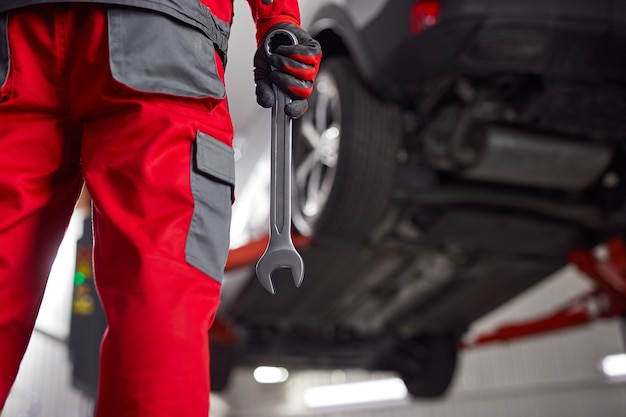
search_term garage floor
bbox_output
[2,330,94,417]
[3,311,625,417]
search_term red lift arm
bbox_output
[463,236,626,348]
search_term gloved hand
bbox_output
[254,23,322,119]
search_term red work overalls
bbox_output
[0,1,299,415]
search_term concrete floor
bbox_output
[2,331,94,417]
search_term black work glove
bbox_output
[254,23,322,119]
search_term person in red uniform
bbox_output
[0,0,320,415]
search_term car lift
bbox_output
[212,234,626,348]
[462,236,626,348]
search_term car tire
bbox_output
[292,57,401,240]
[399,334,458,398]
[376,333,458,398]
[209,342,236,392]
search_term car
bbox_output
[211,0,626,398]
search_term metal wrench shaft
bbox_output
[255,29,305,294]
[270,88,292,237]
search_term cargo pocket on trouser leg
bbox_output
[186,131,235,283]
[107,7,226,99]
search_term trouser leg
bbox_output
[83,108,226,417]
[0,6,83,407]
[66,7,232,417]
[1,5,233,415]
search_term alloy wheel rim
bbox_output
[293,71,342,234]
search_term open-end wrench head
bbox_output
[256,247,304,294]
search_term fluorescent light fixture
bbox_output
[253,366,289,384]
[600,353,626,378]
[304,377,408,408]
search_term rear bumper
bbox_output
[372,0,626,102]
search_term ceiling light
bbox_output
[600,353,626,378]
[253,366,289,384]
[304,377,408,409]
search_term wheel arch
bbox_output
[314,28,349,59]
[308,5,377,86]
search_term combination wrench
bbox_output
[255,28,305,294]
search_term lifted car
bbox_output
[215,0,626,398]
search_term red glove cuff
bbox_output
[256,15,301,44]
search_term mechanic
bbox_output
[0,0,320,416]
